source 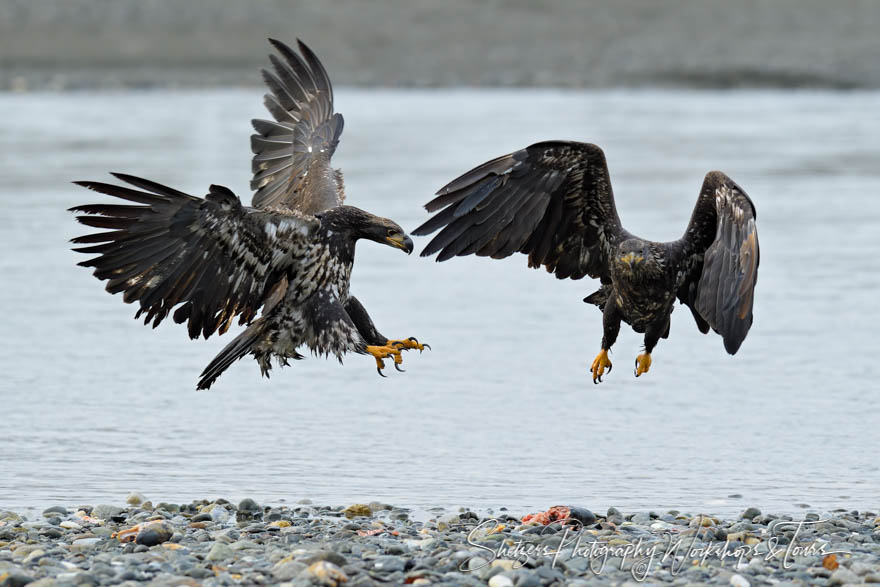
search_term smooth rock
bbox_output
[489,575,515,587]
[210,506,230,524]
[41,506,67,518]
[206,541,234,561]
[272,560,307,580]
[343,504,372,519]
[125,493,147,506]
[741,507,761,520]
[829,568,860,585]
[0,572,35,587]
[373,555,406,572]
[91,505,123,521]
[302,561,348,585]
[135,521,173,546]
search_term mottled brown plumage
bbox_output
[414,141,759,381]
[70,40,423,390]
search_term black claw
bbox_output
[377,367,386,377]
[606,363,612,374]
[394,362,405,373]
[407,337,419,343]
[422,343,431,351]
[391,341,406,350]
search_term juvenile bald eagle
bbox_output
[414,141,758,383]
[70,39,426,390]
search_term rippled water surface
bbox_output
[1,89,878,517]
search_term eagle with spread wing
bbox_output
[70,39,427,390]
[414,141,758,382]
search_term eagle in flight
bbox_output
[414,141,759,383]
[70,39,427,390]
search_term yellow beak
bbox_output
[385,233,414,254]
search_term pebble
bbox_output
[125,492,147,506]
[488,575,514,587]
[206,541,233,561]
[1,500,878,586]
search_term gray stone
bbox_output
[206,541,234,561]
[304,551,348,567]
[741,507,761,520]
[373,555,406,572]
[41,506,67,518]
[91,505,124,521]
[237,498,260,512]
[272,560,307,580]
[829,568,860,585]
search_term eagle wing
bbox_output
[676,171,759,354]
[70,173,319,340]
[250,39,344,214]
[414,141,625,281]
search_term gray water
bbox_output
[1,89,878,518]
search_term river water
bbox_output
[1,88,878,517]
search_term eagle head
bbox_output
[318,206,413,254]
[614,239,659,278]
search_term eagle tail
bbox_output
[197,320,268,390]
[583,286,610,310]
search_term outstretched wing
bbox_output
[70,173,318,340]
[676,171,759,354]
[250,38,344,214]
[413,141,625,281]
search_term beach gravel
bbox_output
[0,501,879,585]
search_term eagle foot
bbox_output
[386,337,430,352]
[590,349,613,384]
[366,344,404,377]
[634,352,652,377]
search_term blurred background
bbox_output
[2,1,879,516]
[2,0,880,90]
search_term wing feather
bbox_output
[250,39,344,213]
[676,171,759,354]
[70,175,319,339]
[414,141,624,281]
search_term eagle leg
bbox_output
[365,344,404,377]
[590,349,613,384]
[386,337,430,353]
[634,353,652,377]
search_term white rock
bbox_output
[59,520,81,530]
[730,574,750,587]
[210,506,230,524]
[489,575,515,587]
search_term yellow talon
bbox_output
[366,344,404,376]
[590,349,613,384]
[386,337,430,352]
[634,352,652,377]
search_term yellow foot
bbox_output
[386,337,430,352]
[366,344,404,377]
[634,352,652,377]
[590,349,613,384]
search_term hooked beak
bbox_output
[620,252,644,267]
[385,233,414,254]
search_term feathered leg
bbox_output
[591,296,621,384]
[344,295,429,368]
[635,316,669,377]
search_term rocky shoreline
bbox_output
[1,497,879,586]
